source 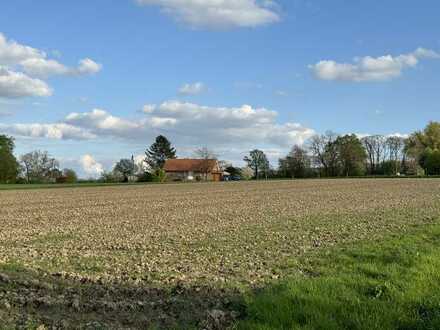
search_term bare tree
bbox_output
[361,135,386,174]
[194,147,217,160]
[20,150,60,183]
[194,147,217,180]
[308,131,339,177]
[279,145,311,178]
[386,136,405,174]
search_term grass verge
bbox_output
[236,224,440,330]
[0,182,145,191]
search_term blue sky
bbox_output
[0,0,439,177]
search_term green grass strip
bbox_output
[237,224,440,330]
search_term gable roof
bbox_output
[164,159,219,173]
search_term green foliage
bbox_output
[225,165,242,177]
[279,145,311,178]
[64,169,78,183]
[423,149,440,175]
[0,135,19,183]
[406,121,440,174]
[309,133,367,177]
[137,171,154,182]
[244,149,270,179]
[152,168,167,183]
[145,135,177,170]
[380,160,401,176]
[415,121,440,150]
[56,168,78,183]
[0,134,15,150]
[238,225,440,330]
[334,134,367,176]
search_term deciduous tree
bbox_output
[279,145,311,178]
[20,150,59,183]
[386,136,404,175]
[361,135,387,175]
[405,122,440,175]
[194,147,217,180]
[308,131,339,177]
[0,135,19,183]
[334,134,366,176]
[114,157,137,182]
[244,149,269,179]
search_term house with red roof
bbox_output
[164,159,223,182]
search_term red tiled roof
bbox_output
[164,159,219,172]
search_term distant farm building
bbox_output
[164,159,223,182]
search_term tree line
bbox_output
[0,138,77,184]
[276,121,440,179]
[239,121,440,180]
[0,121,439,184]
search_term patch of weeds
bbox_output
[28,232,79,246]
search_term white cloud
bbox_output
[136,0,280,29]
[2,101,315,149]
[310,48,440,82]
[142,104,157,113]
[20,58,102,78]
[0,67,52,98]
[134,154,149,172]
[0,33,101,98]
[0,33,43,65]
[77,58,102,75]
[413,47,440,59]
[65,109,141,138]
[355,132,409,140]
[20,58,70,77]
[21,57,102,78]
[149,116,177,128]
[80,154,104,177]
[387,133,409,139]
[0,122,96,140]
[2,101,316,168]
[178,82,206,95]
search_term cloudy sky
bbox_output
[1,1,439,177]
